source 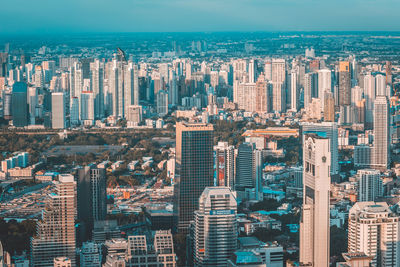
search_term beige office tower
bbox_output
[255,73,269,113]
[31,174,76,267]
[194,187,237,267]
[300,134,331,267]
[348,202,400,267]
[324,91,335,122]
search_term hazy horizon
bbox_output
[2,0,400,34]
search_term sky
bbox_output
[1,0,400,34]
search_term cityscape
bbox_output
[2,3,400,267]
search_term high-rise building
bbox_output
[255,74,269,113]
[304,72,318,109]
[248,59,256,83]
[237,82,257,112]
[348,202,400,267]
[301,122,339,174]
[194,187,237,267]
[11,82,28,127]
[357,169,383,202]
[300,134,331,267]
[90,59,104,119]
[77,166,107,241]
[214,142,235,188]
[324,91,335,122]
[372,96,390,169]
[364,74,376,126]
[375,74,386,97]
[318,69,332,109]
[271,59,286,113]
[51,92,66,129]
[174,122,214,233]
[235,142,262,201]
[290,69,298,111]
[31,174,76,267]
[156,89,169,116]
[339,61,351,106]
[80,91,95,122]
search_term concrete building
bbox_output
[300,134,331,267]
[126,105,142,127]
[194,187,237,267]
[372,96,390,170]
[213,142,235,188]
[80,242,101,267]
[348,202,400,267]
[125,230,176,267]
[357,169,383,202]
[31,174,76,266]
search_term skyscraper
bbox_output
[304,72,318,109]
[11,82,28,127]
[290,69,298,111]
[324,91,335,122]
[348,202,400,267]
[51,92,66,129]
[156,89,169,116]
[255,74,269,113]
[80,91,95,122]
[364,73,376,126]
[271,59,286,113]
[90,59,104,119]
[77,165,107,241]
[357,169,383,202]
[214,142,235,188]
[235,142,262,201]
[372,96,390,169]
[174,122,214,233]
[339,61,351,106]
[318,69,332,109]
[193,187,237,267]
[300,134,331,267]
[31,174,76,267]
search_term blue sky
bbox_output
[1,0,399,34]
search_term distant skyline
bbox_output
[2,0,400,34]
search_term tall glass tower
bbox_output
[174,122,214,233]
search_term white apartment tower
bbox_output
[271,59,286,113]
[348,202,400,267]
[372,96,390,169]
[300,134,331,267]
[194,187,237,267]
